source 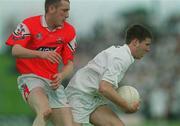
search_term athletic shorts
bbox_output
[17,74,69,108]
[65,86,107,123]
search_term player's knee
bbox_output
[43,108,52,120]
[38,108,52,120]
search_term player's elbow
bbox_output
[99,81,110,95]
[12,46,17,57]
[67,60,74,72]
[12,45,21,57]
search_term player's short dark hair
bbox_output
[45,0,70,13]
[125,24,152,44]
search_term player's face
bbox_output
[134,38,151,59]
[53,1,70,26]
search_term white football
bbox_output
[117,86,140,107]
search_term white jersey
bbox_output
[67,44,134,95]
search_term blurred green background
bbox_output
[0,0,180,125]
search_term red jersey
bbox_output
[6,15,77,80]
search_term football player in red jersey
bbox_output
[6,0,76,126]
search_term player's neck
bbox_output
[128,44,136,58]
[45,15,60,30]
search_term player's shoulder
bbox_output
[64,21,76,32]
[23,15,41,24]
[106,45,131,62]
[63,21,76,43]
[104,45,120,54]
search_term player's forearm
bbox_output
[61,60,74,80]
[99,80,128,109]
[12,44,41,58]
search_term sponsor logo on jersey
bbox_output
[37,47,56,52]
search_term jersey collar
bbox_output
[41,15,48,28]
[41,15,63,31]
[124,44,135,63]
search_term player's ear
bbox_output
[48,4,56,13]
[132,38,140,47]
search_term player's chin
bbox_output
[60,19,66,23]
[125,108,139,113]
[56,21,64,27]
[135,56,142,60]
[137,55,144,59]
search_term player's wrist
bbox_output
[120,100,129,110]
[60,72,66,80]
[35,51,43,58]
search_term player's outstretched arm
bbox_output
[12,44,42,58]
[12,44,61,64]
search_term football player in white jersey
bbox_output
[65,24,152,126]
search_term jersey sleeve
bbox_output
[6,22,31,47]
[101,59,124,88]
[61,36,77,65]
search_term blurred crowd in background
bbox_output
[0,0,180,125]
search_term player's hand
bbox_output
[125,101,140,113]
[40,51,62,64]
[50,73,63,90]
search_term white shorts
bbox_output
[65,86,107,123]
[17,74,69,108]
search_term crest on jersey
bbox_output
[13,23,30,40]
[56,37,63,44]
[35,33,42,40]
[68,37,77,52]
